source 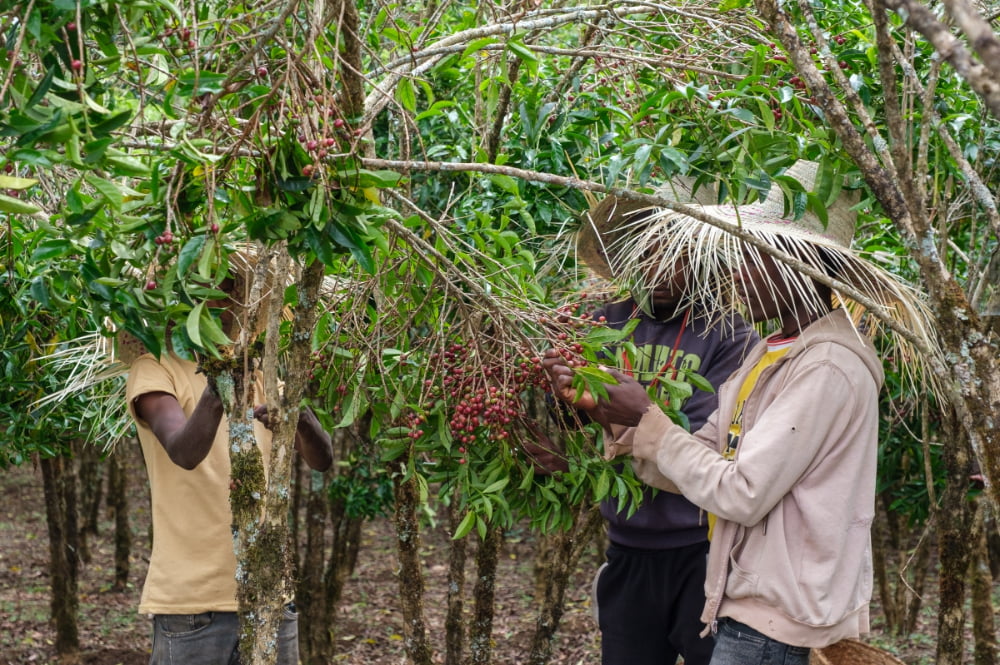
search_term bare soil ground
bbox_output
[0,445,968,665]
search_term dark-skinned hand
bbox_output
[541,349,653,429]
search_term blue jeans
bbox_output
[150,604,299,665]
[710,619,810,665]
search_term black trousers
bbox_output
[595,540,714,665]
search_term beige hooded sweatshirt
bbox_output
[620,308,883,648]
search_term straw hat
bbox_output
[576,176,718,281]
[616,159,941,393]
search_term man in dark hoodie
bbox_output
[527,182,757,665]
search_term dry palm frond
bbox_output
[32,331,132,449]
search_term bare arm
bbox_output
[253,404,334,472]
[134,388,223,470]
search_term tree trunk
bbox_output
[75,440,103,565]
[39,452,80,664]
[935,417,975,665]
[393,457,433,665]
[902,528,933,636]
[297,424,367,664]
[107,444,131,592]
[297,455,331,665]
[969,500,997,665]
[872,495,934,636]
[528,504,603,665]
[445,498,468,665]
[469,525,503,665]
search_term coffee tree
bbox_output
[3,0,1000,663]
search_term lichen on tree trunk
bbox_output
[935,415,975,665]
[528,504,603,665]
[393,456,433,665]
[469,525,503,665]
[445,498,467,665]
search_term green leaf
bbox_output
[29,276,50,307]
[482,478,509,494]
[82,138,114,164]
[0,193,41,215]
[574,365,619,384]
[507,39,537,65]
[197,236,217,280]
[0,176,38,190]
[453,511,476,539]
[595,469,610,501]
[683,370,715,394]
[177,234,207,276]
[176,70,228,96]
[461,37,497,60]
[84,174,124,210]
[185,302,205,348]
[104,154,151,176]
[488,174,519,195]
[90,110,134,138]
[25,66,56,110]
[31,239,71,262]
[396,78,417,113]
[198,307,233,347]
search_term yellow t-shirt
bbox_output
[126,352,272,614]
[708,336,795,539]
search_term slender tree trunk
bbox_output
[871,497,901,630]
[935,417,975,665]
[39,452,80,664]
[393,453,433,665]
[902,528,933,635]
[299,424,367,663]
[445,498,468,665]
[297,455,331,665]
[528,504,603,665]
[107,445,131,592]
[969,500,997,665]
[75,440,103,565]
[469,525,503,665]
[291,450,304,568]
[322,488,363,653]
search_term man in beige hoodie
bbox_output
[542,161,937,664]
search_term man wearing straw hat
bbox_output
[123,259,333,665]
[542,160,937,663]
[528,177,757,665]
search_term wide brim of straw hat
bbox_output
[576,176,719,281]
[614,160,942,396]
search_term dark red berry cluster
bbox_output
[424,342,549,447]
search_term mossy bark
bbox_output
[469,525,503,665]
[444,497,468,665]
[969,500,997,665]
[75,440,102,565]
[295,456,328,665]
[393,460,433,665]
[935,416,975,665]
[528,504,603,665]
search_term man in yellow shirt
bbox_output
[126,272,332,665]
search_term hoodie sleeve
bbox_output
[631,348,877,526]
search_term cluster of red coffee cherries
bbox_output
[421,343,550,452]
